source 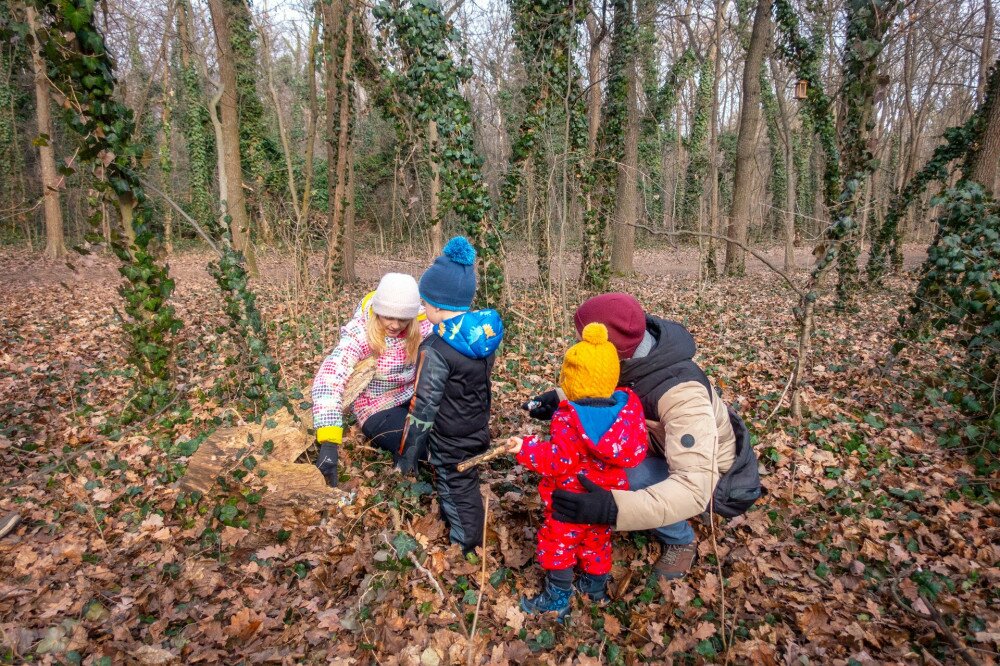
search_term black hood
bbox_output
[619,316,709,417]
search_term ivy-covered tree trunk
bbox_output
[207,0,256,274]
[762,62,794,270]
[322,0,357,289]
[581,7,615,289]
[0,34,28,244]
[504,0,590,290]
[175,0,215,232]
[762,66,799,271]
[679,56,714,230]
[725,0,771,277]
[785,0,903,416]
[610,0,639,276]
[968,62,1000,195]
[833,0,904,306]
[374,0,506,307]
[159,60,174,255]
[587,0,635,286]
[32,0,182,420]
[656,49,697,235]
[26,5,66,260]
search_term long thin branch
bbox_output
[381,534,445,601]
[623,221,807,298]
[142,179,222,256]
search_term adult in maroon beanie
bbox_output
[523,293,761,580]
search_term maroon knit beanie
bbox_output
[573,292,646,359]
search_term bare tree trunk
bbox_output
[302,8,319,220]
[726,0,771,276]
[207,0,257,273]
[27,6,66,260]
[979,0,995,104]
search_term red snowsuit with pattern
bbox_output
[516,388,648,574]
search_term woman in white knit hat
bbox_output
[310,273,432,486]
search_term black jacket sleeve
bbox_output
[398,346,448,472]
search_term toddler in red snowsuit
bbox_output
[511,323,648,619]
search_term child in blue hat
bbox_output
[398,237,504,554]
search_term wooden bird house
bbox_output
[794,79,809,100]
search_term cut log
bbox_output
[180,406,313,495]
[179,403,356,526]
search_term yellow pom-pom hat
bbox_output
[560,323,621,402]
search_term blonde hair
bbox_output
[366,309,422,362]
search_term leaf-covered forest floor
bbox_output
[1,245,997,665]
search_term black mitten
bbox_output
[551,475,619,525]
[316,442,339,488]
[521,390,561,420]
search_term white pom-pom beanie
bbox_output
[371,273,421,319]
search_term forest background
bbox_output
[0,0,999,662]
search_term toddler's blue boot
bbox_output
[520,577,572,622]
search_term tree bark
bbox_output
[207,0,256,273]
[585,13,603,158]
[428,120,443,255]
[770,58,797,270]
[969,59,1000,195]
[322,0,355,288]
[610,41,639,275]
[27,6,67,260]
[706,0,725,278]
[725,0,771,276]
[979,0,995,105]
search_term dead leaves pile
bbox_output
[0,248,998,665]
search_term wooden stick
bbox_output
[456,442,516,472]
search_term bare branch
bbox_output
[622,220,807,298]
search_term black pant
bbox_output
[360,405,409,460]
[434,463,484,554]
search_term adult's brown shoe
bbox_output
[652,542,697,580]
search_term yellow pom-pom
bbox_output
[581,322,609,345]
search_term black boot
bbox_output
[316,442,339,487]
[575,572,610,602]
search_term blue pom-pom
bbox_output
[442,236,476,266]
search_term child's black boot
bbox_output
[575,572,610,602]
[520,571,573,622]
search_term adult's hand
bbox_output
[521,390,560,420]
[551,475,619,526]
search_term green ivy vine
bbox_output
[776,0,901,308]
[29,0,183,422]
[174,0,215,235]
[894,183,1000,469]
[760,64,788,232]
[866,112,987,284]
[678,55,714,229]
[374,0,505,307]
[504,0,589,289]
[773,0,839,208]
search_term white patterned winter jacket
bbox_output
[311,292,432,444]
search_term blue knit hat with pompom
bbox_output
[419,236,477,310]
